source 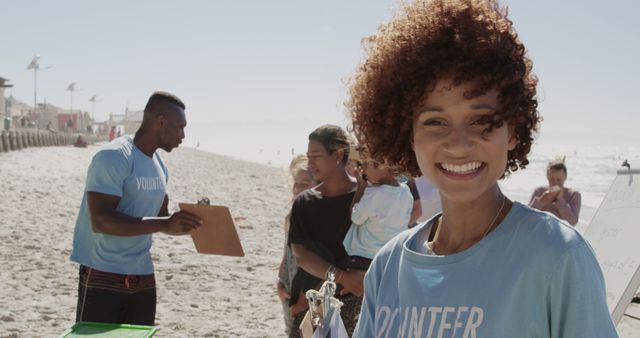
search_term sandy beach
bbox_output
[0,144,638,337]
[0,145,290,337]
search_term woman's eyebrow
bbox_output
[470,103,497,110]
[416,106,443,114]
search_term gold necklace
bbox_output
[426,196,507,255]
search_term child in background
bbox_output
[341,154,414,270]
[276,154,317,337]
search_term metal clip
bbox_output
[197,197,210,205]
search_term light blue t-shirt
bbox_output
[70,136,168,275]
[353,202,618,338]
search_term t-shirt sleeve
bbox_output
[287,198,304,245]
[156,153,169,185]
[85,150,129,197]
[547,242,618,338]
[351,189,376,225]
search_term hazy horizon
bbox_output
[2,0,639,147]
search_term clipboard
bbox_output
[179,203,245,257]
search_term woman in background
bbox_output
[529,158,581,226]
[276,154,317,336]
[288,124,364,336]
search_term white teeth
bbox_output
[441,161,482,174]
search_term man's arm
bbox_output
[291,243,364,297]
[158,195,169,217]
[87,191,201,236]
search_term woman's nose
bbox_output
[443,127,475,155]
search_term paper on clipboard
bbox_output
[179,203,245,257]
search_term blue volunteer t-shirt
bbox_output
[70,136,168,275]
[353,202,618,338]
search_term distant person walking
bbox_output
[70,91,202,326]
[66,118,74,132]
[108,126,116,141]
[529,158,582,225]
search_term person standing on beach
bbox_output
[529,158,581,225]
[276,154,317,336]
[287,124,364,336]
[108,126,116,141]
[347,0,617,336]
[70,91,202,326]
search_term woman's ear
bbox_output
[508,127,518,151]
[334,148,345,165]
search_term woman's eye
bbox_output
[422,119,444,126]
[473,115,493,125]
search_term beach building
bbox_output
[109,107,143,135]
[3,95,93,132]
[56,111,89,133]
[5,96,32,128]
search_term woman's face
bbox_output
[547,169,567,188]
[307,140,342,182]
[411,79,517,203]
[292,169,316,196]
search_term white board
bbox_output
[584,169,640,324]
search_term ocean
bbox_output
[184,120,640,231]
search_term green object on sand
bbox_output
[59,322,156,338]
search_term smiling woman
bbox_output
[412,79,517,204]
[347,0,617,337]
[286,125,364,337]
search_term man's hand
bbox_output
[338,269,366,297]
[277,280,291,303]
[289,291,308,316]
[163,211,202,235]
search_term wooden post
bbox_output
[23,132,30,148]
[9,131,17,150]
[16,131,24,149]
[2,130,10,151]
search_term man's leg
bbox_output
[124,287,156,326]
[75,266,126,323]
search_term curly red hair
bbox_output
[347,0,540,177]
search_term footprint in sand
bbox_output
[0,315,14,322]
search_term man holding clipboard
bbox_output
[70,92,202,326]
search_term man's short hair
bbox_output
[144,91,186,113]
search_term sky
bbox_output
[2,0,639,149]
